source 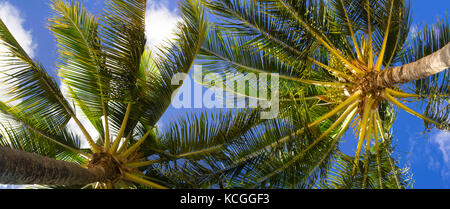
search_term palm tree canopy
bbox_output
[0,0,447,189]
[0,0,218,189]
[197,0,448,188]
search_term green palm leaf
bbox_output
[0,18,73,134]
[49,0,109,137]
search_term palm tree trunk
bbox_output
[377,43,450,87]
[0,147,104,186]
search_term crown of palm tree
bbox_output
[197,0,449,188]
[0,0,216,189]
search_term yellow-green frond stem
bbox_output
[372,112,383,189]
[126,159,162,168]
[276,90,361,147]
[271,90,360,149]
[362,111,374,189]
[374,0,395,71]
[200,47,333,86]
[385,88,420,98]
[338,0,363,60]
[255,103,359,184]
[366,0,374,70]
[275,0,365,75]
[123,172,168,189]
[375,112,401,188]
[309,90,362,127]
[384,90,441,127]
[306,104,359,180]
[352,97,375,175]
[313,102,358,144]
[117,131,132,154]
[385,25,402,69]
[72,116,100,153]
[103,108,111,151]
[279,75,351,88]
[177,145,222,158]
[300,102,358,158]
[119,129,152,158]
[233,91,362,165]
[308,57,354,81]
[109,103,132,154]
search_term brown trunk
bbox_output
[0,147,104,186]
[377,43,450,87]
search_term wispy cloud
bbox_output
[430,130,450,181]
[433,131,450,163]
[0,1,36,57]
[0,1,37,103]
[407,129,450,186]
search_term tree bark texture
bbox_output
[378,43,450,87]
[0,147,104,185]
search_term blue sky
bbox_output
[0,0,448,189]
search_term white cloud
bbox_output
[427,155,441,171]
[0,1,36,57]
[407,130,450,185]
[0,1,37,104]
[145,1,181,51]
[433,131,450,163]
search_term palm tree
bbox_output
[197,0,448,188]
[0,0,336,190]
[0,0,216,188]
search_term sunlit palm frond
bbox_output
[49,0,109,137]
[0,18,73,134]
[328,0,411,66]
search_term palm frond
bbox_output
[202,0,316,66]
[136,0,208,127]
[49,0,109,134]
[0,120,86,164]
[100,0,146,102]
[0,18,73,134]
